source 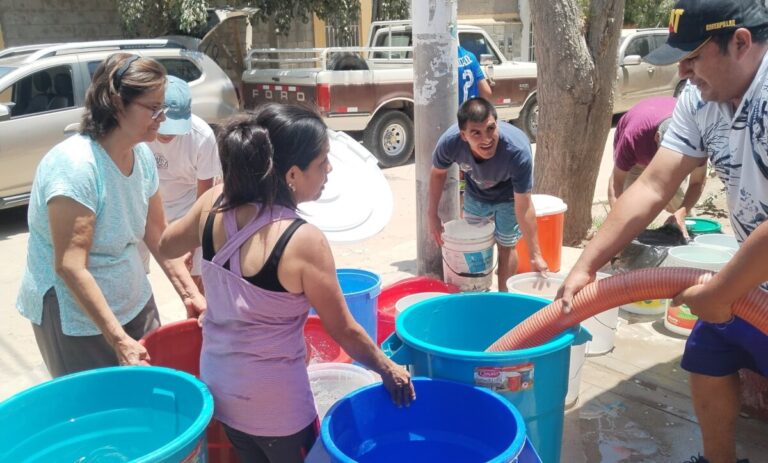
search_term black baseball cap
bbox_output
[644,0,768,66]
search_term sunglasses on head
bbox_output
[113,55,140,91]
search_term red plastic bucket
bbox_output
[376,277,460,345]
[140,319,239,463]
[517,194,567,273]
[305,315,353,364]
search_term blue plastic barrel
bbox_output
[312,268,381,343]
[321,377,541,462]
[382,293,586,463]
[0,366,213,463]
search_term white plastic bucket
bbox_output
[308,363,378,420]
[660,244,734,336]
[665,244,734,272]
[621,298,669,316]
[693,233,739,251]
[395,292,448,318]
[506,272,618,356]
[582,307,619,355]
[442,219,496,291]
[565,341,587,408]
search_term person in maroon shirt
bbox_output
[608,96,707,238]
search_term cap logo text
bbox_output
[669,8,684,34]
[705,19,736,31]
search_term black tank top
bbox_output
[202,200,306,293]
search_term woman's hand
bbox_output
[113,335,150,366]
[380,362,416,407]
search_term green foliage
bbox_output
[576,0,675,28]
[118,0,363,39]
[373,0,409,21]
[118,0,209,37]
[624,0,676,28]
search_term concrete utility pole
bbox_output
[413,0,459,278]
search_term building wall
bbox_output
[0,0,123,48]
[458,0,530,62]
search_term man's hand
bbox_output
[672,274,733,324]
[428,213,444,247]
[530,253,549,276]
[665,207,690,240]
[556,268,595,314]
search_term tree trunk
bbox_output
[530,0,625,245]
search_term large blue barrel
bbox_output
[0,366,213,462]
[312,268,381,343]
[321,377,541,462]
[383,293,586,463]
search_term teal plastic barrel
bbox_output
[0,366,213,462]
[382,293,585,463]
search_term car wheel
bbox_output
[363,110,414,168]
[674,80,687,97]
[520,93,538,143]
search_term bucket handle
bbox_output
[381,332,413,365]
[441,252,498,278]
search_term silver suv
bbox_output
[0,39,239,209]
[614,28,686,113]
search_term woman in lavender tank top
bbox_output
[160,104,414,462]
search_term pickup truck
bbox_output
[241,20,538,167]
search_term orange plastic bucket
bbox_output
[140,319,240,463]
[516,194,567,273]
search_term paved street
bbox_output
[1,130,767,462]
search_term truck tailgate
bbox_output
[242,71,318,108]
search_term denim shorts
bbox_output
[463,194,522,247]
[681,316,768,377]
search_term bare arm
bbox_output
[48,197,148,365]
[196,178,214,199]
[607,166,629,208]
[513,192,548,273]
[666,164,707,238]
[478,79,492,101]
[289,225,414,406]
[144,192,205,318]
[428,167,449,246]
[674,221,768,323]
[559,148,705,311]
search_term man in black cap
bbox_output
[559,1,768,462]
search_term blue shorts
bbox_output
[463,194,521,247]
[681,316,768,377]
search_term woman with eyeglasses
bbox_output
[16,53,205,378]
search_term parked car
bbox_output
[614,28,686,113]
[242,20,538,166]
[0,39,239,209]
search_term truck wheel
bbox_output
[363,110,414,168]
[519,93,538,143]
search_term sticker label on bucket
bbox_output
[464,248,494,273]
[474,363,534,393]
[181,440,205,463]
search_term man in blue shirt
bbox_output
[458,46,492,104]
[428,97,548,291]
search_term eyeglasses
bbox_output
[133,101,169,120]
